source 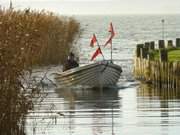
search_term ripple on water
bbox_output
[26,15,180,135]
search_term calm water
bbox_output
[26,15,180,135]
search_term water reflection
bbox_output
[55,87,121,109]
[26,83,180,135]
[137,83,180,134]
[55,87,121,135]
[137,84,180,100]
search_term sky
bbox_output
[0,0,180,15]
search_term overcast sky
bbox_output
[0,0,180,15]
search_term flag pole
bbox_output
[94,33,105,60]
[97,40,105,60]
[110,40,113,63]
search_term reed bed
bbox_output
[0,8,80,134]
[0,8,80,65]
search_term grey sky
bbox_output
[0,0,180,15]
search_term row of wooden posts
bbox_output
[134,38,180,90]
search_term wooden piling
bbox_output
[176,38,180,48]
[134,39,180,90]
[144,42,150,50]
[136,44,143,57]
[158,40,165,49]
[167,40,173,48]
[134,57,180,89]
[140,47,148,59]
[150,41,155,50]
[159,49,168,62]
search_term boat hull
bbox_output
[54,61,122,88]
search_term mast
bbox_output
[110,40,113,63]
[97,41,105,60]
[94,33,105,60]
[108,22,114,63]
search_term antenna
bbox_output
[9,0,13,10]
[161,19,165,40]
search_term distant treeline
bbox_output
[0,8,80,134]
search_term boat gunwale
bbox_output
[55,60,122,78]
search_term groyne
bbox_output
[134,38,180,89]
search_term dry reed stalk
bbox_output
[0,8,80,134]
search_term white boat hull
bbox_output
[54,61,122,88]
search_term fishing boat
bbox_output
[54,22,122,88]
[54,60,122,88]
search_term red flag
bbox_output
[90,34,97,47]
[91,47,102,61]
[104,22,115,47]
[109,22,115,38]
[104,36,112,47]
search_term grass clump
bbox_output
[149,49,159,60]
[0,8,80,134]
[149,48,180,62]
[168,49,180,61]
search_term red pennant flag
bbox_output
[109,22,115,38]
[91,47,102,61]
[90,34,97,47]
[104,22,115,47]
[104,36,112,47]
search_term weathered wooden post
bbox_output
[140,47,148,59]
[136,44,143,57]
[177,62,180,89]
[144,42,150,50]
[159,49,168,62]
[176,38,180,48]
[134,44,144,79]
[158,40,165,49]
[150,41,155,50]
[167,40,173,48]
[134,39,180,90]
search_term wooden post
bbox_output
[134,40,180,90]
[150,41,155,50]
[140,47,148,59]
[176,38,180,48]
[174,62,178,89]
[144,42,150,49]
[167,40,173,48]
[178,62,180,89]
[158,40,165,49]
[136,44,143,57]
[159,49,168,62]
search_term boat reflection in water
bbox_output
[55,86,121,135]
[26,82,180,135]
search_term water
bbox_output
[26,15,180,135]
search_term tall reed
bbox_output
[0,8,80,65]
[0,8,80,134]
